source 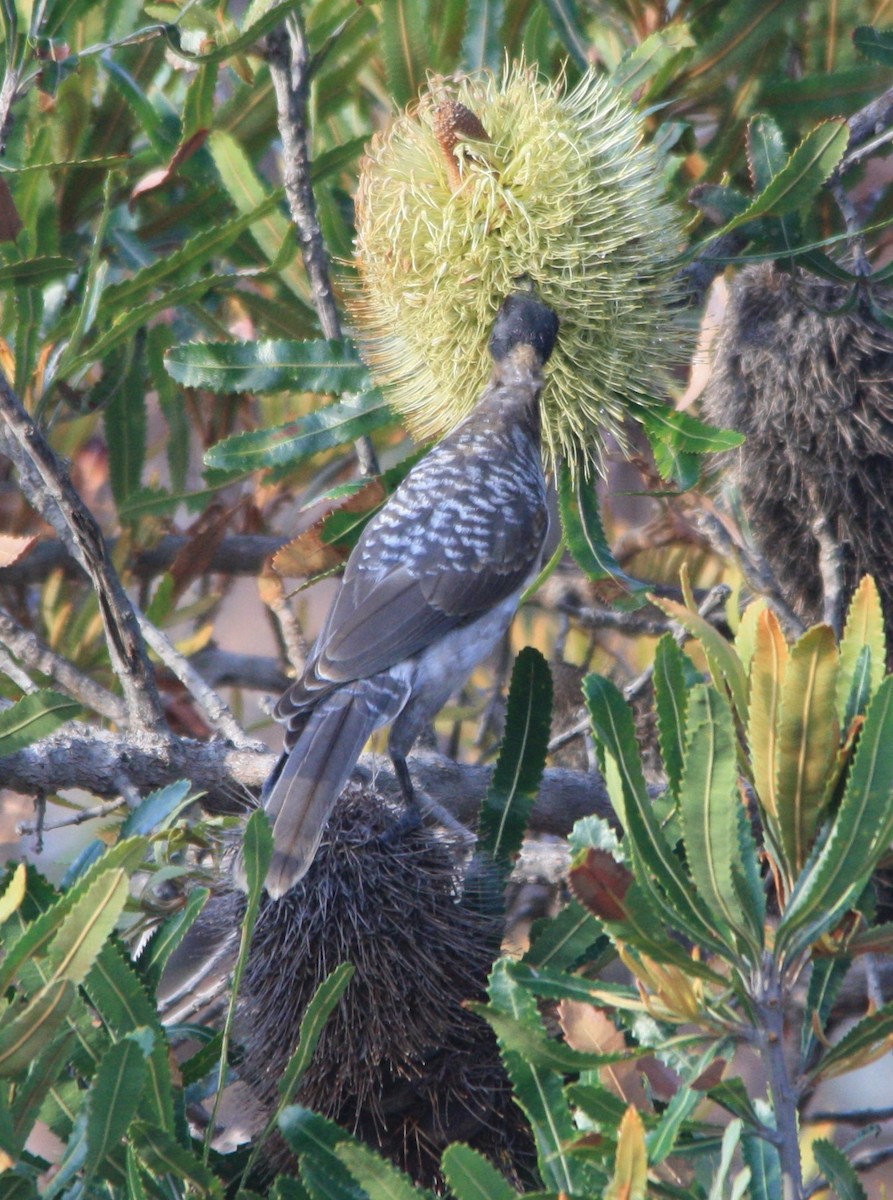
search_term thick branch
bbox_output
[266,15,379,477]
[2,730,614,838]
[0,371,166,732]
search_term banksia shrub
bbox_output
[352,62,687,475]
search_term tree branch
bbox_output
[0,605,128,722]
[2,730,615,839]
[266,14,379,476]
[0,369,166,732]
[0,534,288,586]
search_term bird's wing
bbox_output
[274,502,546,725]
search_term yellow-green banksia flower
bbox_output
[352,61,687,475]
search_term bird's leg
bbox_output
[390,751,476,849]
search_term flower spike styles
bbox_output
[353,61,687,477]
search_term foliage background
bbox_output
[3,0,893,1198]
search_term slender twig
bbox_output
[624,583,731,703]
[808,1106,893,1125]
[560,602,673,638]
[698,509,806,640]
[266,14,379,477]
[0,370,166,732]
[0,645,37,693]
[136,614,258,749]
[0,606,128,722]
[18,796,126,835]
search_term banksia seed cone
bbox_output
[702,263,893,648]
[352,62,686,475]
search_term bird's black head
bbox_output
[490,291,560,365]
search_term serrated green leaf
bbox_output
[278,963,354,1100]
[558,463,644,589]
[0,839,148,996]
[635,403,745,458]
[105,332,147,511]
[778,677,893,959]
[584,674,729,956]
[810,999,893,1084]
[98,192,281,319]
[207,130,308,302]
[165,339,369,395]
[853,25,893,67]
[84,943,176,1133]
[748,606,788,842]
[801,955,851,1063]
[566,1082,629,1127]
[652,593,749,727]
[774,624,840,879]
[0,690,80,756]
[65,273,245,377]
[613,24,695,96]
[440,1143,518,1200]
[166,0,303,64]
[706,1079,764,1129]
[838,577,886,724]
[126,1143,150,1200]
[45,847,144,986]
[0,256,74,286]
[472,1001,635,1074]
[84,1033,152,1177]
[132,1121,222,1198]
[121,780,193,838]
[653,635,690,800]
[102,58,178,158]
[278,1106,365,1200]
[479,648,552,869]
[204,391,392,472]
[842,646,873,732]
[0,864,27,925]
[679,685,761,951]
[746,114,788,193]
[522,900,604,970]
[336,1141,434,1200]
[813,1139,868,1200]
[379,0,432,106]
[0,979,75,1077]
[742,1130,782,1200]
[487,960,602,1195]
[139,887,209,989]
[7,1031,77,1155]
[721,119,850,234]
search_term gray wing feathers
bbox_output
[249,673,410,898]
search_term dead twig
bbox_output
[0,606,128,722]
[0,370,166,732]
[267,14,379,477]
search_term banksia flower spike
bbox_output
[353,61,688,476]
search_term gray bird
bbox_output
[245,290,559,899]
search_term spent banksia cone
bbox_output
[352,62,687,474]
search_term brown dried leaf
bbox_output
[558,1001,651,1111]
[273,479,386,579]
[570,848,633,922]
[0,534,39,569]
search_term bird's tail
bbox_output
[236,673,409,899]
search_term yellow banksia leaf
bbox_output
[353,60,687,476]
[606,1106,648,1200]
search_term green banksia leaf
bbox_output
[353,62,687,476]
